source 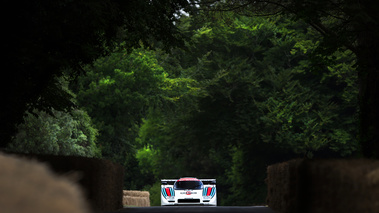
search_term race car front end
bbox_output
[161,178,217,206]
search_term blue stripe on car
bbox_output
[162,188,167,197]
[211,187,216,197]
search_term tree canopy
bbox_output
[135,13,358,204]
[2,0,191,149]
[7,109,100,157]
[195,0,379,158]
[6,0,376,206]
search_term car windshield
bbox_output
[174,181,203,190]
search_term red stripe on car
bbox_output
[165,188,171,196]
[207,187,212,196]
[177,178,199,181]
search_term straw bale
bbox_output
[123,190,150,197]
[367,168,379,185]
[11,153,124,212]
[302,159,379,213]
[0,152,89,213]
[266,159,303,213]
[123,194,150,207]
[267,158,379,213]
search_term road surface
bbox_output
[109,206,277,213]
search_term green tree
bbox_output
[76,48,165,161]
[7,109,100,157]
[2,0,192,149]
[75,47,176,188]
[198,0,379,158]
[137,13,358,204]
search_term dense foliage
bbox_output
[72,47,198,188]
[198,0,379,158]
[2,0,191,149]
[135,14,358,205]
[7,109,100,157]
[7,1,371,207]
[66,12,358,204]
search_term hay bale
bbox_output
[367,168,379,185]
[266,159,303,213]
[0,152,90,213]
[11,153,124,212]
[122,190,150,207]
[301,159,379,213]
[267,159,379,213]
[123,190,150,197]
[123,196,150,207]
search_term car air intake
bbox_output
[178,199,200,203]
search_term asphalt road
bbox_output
[110,206,277,213]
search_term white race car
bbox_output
[161,177,217,206]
